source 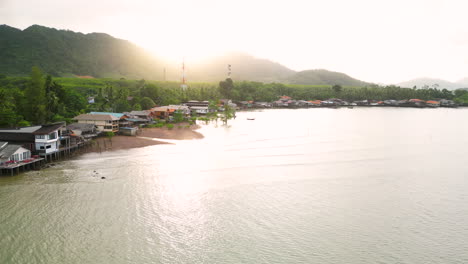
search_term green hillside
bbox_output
[0,24,165,79]
[285,69,371,87]
[0,24,373,86]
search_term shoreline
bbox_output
[86,124,204,153]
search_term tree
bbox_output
[0,108,17,127]
[114,99,131,112]
[454,89,467,98]
[219,78,234,98]
[17,120,31,127]
[221,104,235,125]
[133,103,142,111]
[0,88,19,127]
[441,89,453,99]
[173,110,184,123]
[25,66,47,124]
[140,97,156,110]
[332,84,342,94]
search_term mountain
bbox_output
[456,77,468,88]
[397,78,468,90]
[285,69,371,87]
[0,24,165,79]
[185,52,295,83]
[0,24,372,86]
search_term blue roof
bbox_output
[90,112,125,118]
[126,118,147,122]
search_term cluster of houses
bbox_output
[3,94,456,175]
[0,100,227,174]
[236,96,458,109]
[0,122,78,175]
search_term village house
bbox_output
[440,99,457,107]
[408,99,425,107]
[126,110,153,122]
[0,141,31,165]
[32,123,67,156]
[308,100,322,107]
[90,112,129,127]
[151,105,191,120]
[0,126,40,151]
[0,122,67,155]
[253,102,272,108]
[66,123,99,139]
[426,100,440,108]
[73,114,119,133]
[383,100,399,106]
[168,105,191,116]
[183,101,210,115]
[184,100,209,108]
[220,99,238,109]
[151,106,172,120]
[190,106,210,114]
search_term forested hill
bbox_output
[0,24,165,79]
[285,69,370,87]
[0,24,373,86]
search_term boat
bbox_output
[247,118,255,120]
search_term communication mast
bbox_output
[181,57,188,90]
[227,64,232,78]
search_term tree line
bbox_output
[1,67,467,127]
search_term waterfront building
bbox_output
[32,123,67,155]
[66,123,99,139]
[74,114,120,133]
[0,141,31,164]
[426,101,441,107]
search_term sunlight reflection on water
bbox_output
[2,108,468,264]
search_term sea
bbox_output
[1,108,468,264]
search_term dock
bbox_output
[0,157,46,176]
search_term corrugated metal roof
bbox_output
[74,114,120,121]
[0,126,41,133]
[0,144,27,161]
[0,141,8,150]
[128,111,151,116]
[67,123,97,132]
[33,123,65,135]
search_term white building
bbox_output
[0,141,31,164]
[32,123,66,155]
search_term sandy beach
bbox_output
[139,124,204,140]
[87,125,203,153]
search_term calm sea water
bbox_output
[1,108,468,264]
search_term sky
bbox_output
[1,0,467,84]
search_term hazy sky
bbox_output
[1,0,467,84]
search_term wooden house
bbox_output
[0,141,32,165]
[74,114,119,133]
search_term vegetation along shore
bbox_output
[1,65,467,176]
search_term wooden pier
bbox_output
[1,140,92,176]
[0,158,46,176]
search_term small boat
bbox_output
[347,106,354,109]
[247,118,255,120]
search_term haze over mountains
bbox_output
[0,24,466,89]
[397,78,468,90]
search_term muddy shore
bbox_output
[87,125,203,153]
